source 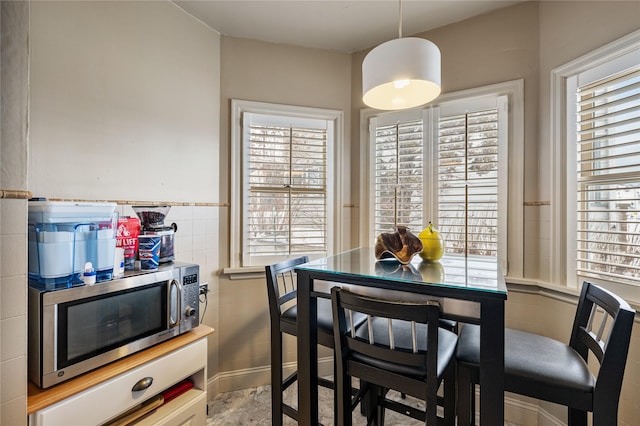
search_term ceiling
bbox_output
[173,0,524,53]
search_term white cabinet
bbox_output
[29,337,208,426]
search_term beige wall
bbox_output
[24,0,224,405]
[533,2,640,424]
[216,36,352,389]
[29,0,220,204]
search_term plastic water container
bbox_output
[28,201,118,288]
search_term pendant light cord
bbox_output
[398,0,403,38]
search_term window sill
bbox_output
[221,267,640,315]
[222,266,265,280]
[505,277,640,314]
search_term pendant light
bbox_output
[362,0,441,110]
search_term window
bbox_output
[554,30,640,296]
[372,116,425,235]
[574,67,640,284]
[361,81,523,276]
[230,100,343,269]
[437,108,502,257]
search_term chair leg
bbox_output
[568,408,588,426]
[375,386,386,426]
[426,378,438,425]
[443,364,456,426]
[271,330,284,426]
[360,380,369,416]
[456,365,473,426]
[336,363,353,426]
[363,384,380,425]
[333,351,339,423]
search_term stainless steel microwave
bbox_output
[28,262,200,388]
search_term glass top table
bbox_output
[294,247,507,425]
[298,246,507,295]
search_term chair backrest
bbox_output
[332,287,454,424]
[569,281,635,413]
[265,256,310,320]
[331,286,442,379]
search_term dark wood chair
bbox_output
[456,281,635,426]
[331,286,458,426]
[265,257,366,425]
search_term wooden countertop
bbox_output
[27,325,214,415]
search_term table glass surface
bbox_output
[296,247,507,295]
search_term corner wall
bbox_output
[216,36,352,391]
[25,0,222,395]
[535,2,640,423]
[1,1,30,424]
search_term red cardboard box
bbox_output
[116,217,140,270]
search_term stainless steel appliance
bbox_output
[28,262,200,388]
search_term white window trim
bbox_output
[359,79,524,279]
[227,99,344,276]
[550,29,640,292]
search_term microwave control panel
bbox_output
[180,265,200,333]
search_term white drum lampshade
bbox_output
[362,37,441,111]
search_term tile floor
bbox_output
[206,381,523,425]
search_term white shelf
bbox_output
[29,337,209,426]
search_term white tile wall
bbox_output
[0,201,219,425]
[117,203,220,377]
[116,204,219,275]
[1,199,28,426]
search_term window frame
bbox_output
[230,99,344,271]
[551,29,640,301]
[359,80,524,278]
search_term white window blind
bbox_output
[368,97,507,264]
[364,83,520,275]
[575,66,640,284]
[437,109,500,256]
[373,119,424,235]
[245,113,328,260]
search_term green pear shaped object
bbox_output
[418,222,444,261]
[417,259,445,282]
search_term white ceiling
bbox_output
[173,0,524,53]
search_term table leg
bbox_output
[296,271,319,425]
[480,298,505,424]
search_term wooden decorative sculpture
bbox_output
[374,226,423,264]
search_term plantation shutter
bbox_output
[575,66,640,282]
[437,109,500,256]
[373,118,424,236]
[244,113,328,262]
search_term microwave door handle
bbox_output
[169,279,181,328]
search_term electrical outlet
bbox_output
[199,282,209,295]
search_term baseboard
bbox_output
[207,356,334,396]
[537,405,566,426]
[466,388,565,426]
[503,394,541,425]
